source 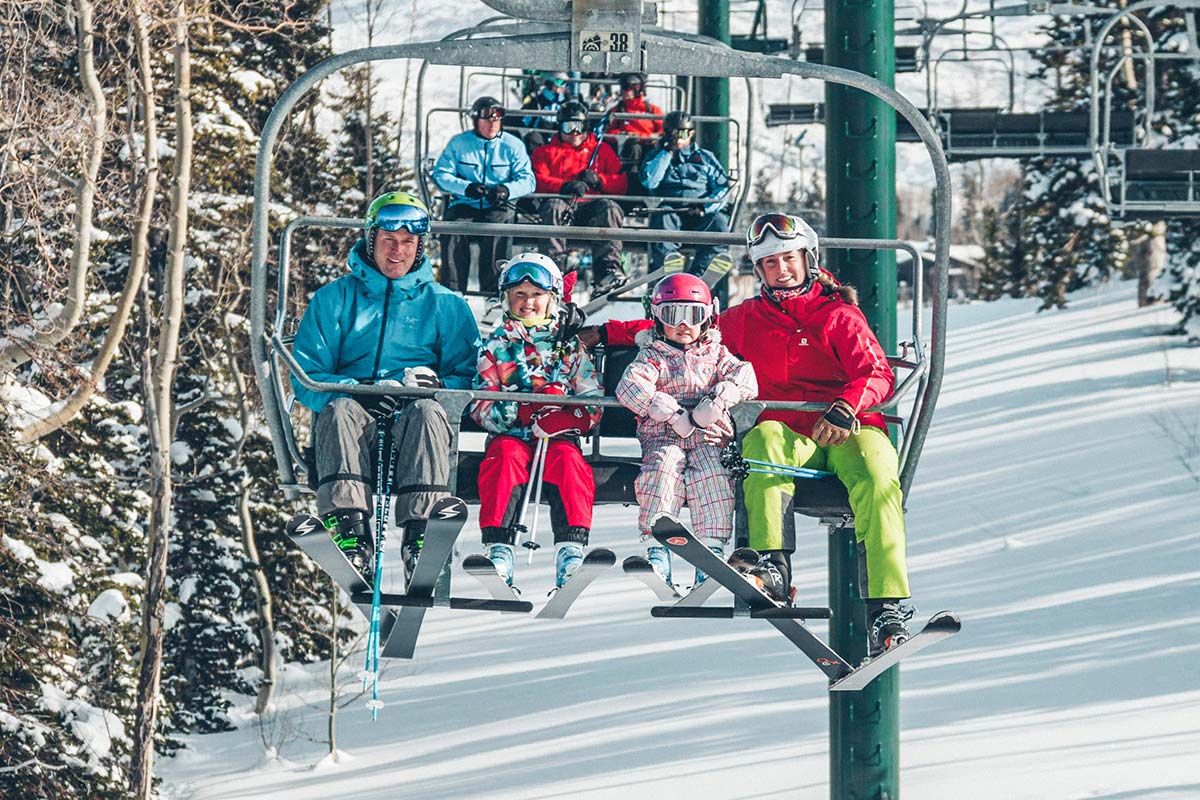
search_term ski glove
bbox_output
[557,302,587,341]
[515,382,567,426]
[668,408,696,438]
[578,169,604,191]
[402,366,442,389]
[532,406,592,439]
[690,382,743,428]
[561,180,589,198]
[465,182,487,200]
[646,392,682,423]
[486,184,510,205]
[356,379,404,419]
[811,399,860,448]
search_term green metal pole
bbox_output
[825,0,899,797]
[697,0,730,305]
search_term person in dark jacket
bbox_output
[531,100,629,296]
[291,191,481,584]
[433,95,536,296]
[640,110,731,277]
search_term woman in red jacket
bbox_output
[582,212,913,655]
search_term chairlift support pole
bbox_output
[826,0,901,795]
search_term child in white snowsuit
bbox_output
[615,273,758,585]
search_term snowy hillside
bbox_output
[159,279,1200,800]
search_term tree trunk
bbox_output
[1136,220,1165,307]
[131,4,192,798]
[0,0,106,372]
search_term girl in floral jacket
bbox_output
[470,253,602,589]
[615,273,758,588]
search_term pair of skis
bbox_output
[286,497,532,665]
[463,548,616,620]
[649,517,961,692]
[581,250,735,315]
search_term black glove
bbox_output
[578,169,603,191]
[561,180,589,198]
[556,302,587,341]
[683,203,707,218]
[486,184,510,205]
[465,182,487,200]
[356,394,402,420]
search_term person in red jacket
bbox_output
[531,100,629,296]
[607,73,663,170]
[579,212,914,656]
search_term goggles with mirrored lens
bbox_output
[370,202,430,235]
[672,128,693,139]
[652,302,711,327]
[476,106,505,121]
[500,261,563,294]
[748,213,803,246]
[560,120,586,134]
[547,77,567,87]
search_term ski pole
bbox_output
[741,457,831,479]
[524,436,551,565]
[363,412,397,718]
[515,436,549,560]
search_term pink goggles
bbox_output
[652,302,712,327]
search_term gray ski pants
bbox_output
[314,397,452,525]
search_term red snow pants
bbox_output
[477,435,595,530]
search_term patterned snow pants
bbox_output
[634,439,733,545]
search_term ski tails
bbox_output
[829,611,961,692]
[535,548,616,619]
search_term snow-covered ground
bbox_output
[159,279,1200,800]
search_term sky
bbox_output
[159,278,1200,800]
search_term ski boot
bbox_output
[323,509,374,582]
[867,600,915,659]
[400,519,426,587]
[486,542,516,587]
[592,268,627,298]
[645,544,672,585]
[555,542,584,588]
[728,548,791,605]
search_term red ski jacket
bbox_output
[602,277,894,436]
[531,133,629,196]
[609,97,664,137]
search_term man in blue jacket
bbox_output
[433,96,536,297]
[640,110,731,277]
[291,192,481,583]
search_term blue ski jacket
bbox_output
[433,130,536,210]
[291,241,481,412]
[640,142,731,214]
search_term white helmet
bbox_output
[746,212,819,265]
[497,252,564,296]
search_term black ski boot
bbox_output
[323,509,374,582]
[867,600,915,659]
[754,550,794,605]
[400,519,427,587]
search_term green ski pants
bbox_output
[742,421,910,599]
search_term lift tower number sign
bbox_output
[580,31,631,53]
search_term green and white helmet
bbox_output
[364,191,431,263]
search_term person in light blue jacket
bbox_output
[292,192,481,583]
[640,110,731,277]
[433,96,536,296]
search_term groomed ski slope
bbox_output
[161,280,1200,800]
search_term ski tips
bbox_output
[432,496,467,519]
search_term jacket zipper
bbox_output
[370,280,394,380]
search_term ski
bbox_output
[287,513,398,643]
[622,555,680,601]
[463,554,531,613]
[673,575,722,608]
[581,255,685,314]
[828,611,962,692]
[651,517,854,681]
[380,497,468,659]
[535,548,616,620]
[699,252,735,289]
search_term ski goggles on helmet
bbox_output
[369,202,430,235]
[652,301,712,327]
[544,74,568,87]
[747,213,805,246]
[500,261,563,294]
[559,120,587,135]
[475,105,505,121]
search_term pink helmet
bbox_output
[651,273,712,306]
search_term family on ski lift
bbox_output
[289,190,915,658]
